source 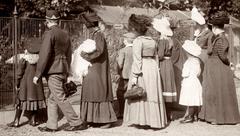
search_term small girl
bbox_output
[69,39,96,84]
[7,38,46,127]
[179,40,202,123]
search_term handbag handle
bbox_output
[132,76,146,93]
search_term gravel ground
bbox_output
[1,79,240,136]
[0,117,240,136]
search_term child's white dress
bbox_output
[70,39,96,84]
[179,57,202,106]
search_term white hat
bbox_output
[182,40,201,57]
[152,17,173,36]
[191,7,206,25]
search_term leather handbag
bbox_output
[124,85,146,100]
[63,81,77,97]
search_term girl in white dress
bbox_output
[179,40,202,123]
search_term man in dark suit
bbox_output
[33,10,87,132]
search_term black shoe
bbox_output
[29,120,40,127]
[180,117,194,124]
[64,123,88,131]
[38,126,57,132]
[100,123,112,129]
[7,121,20,128]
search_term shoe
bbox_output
[211,122,218,125]
[38,126,57,132]
[29,120,40,127]
[64,123,88,131]
[7,121,20,128]
[100,123,112,129]
[180,116,194,124]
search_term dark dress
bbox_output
[17,58,46,110]
[80,29,117,123]
[171,38,187,102]
[157,38,177,102]
[199,33,240,124]
[195,29,213,83]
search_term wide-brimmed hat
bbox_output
[191,7,206,25]
[208,11,229,25]
[152,17,173,36]
[46,10,60,20]
[25,38,42,54]
[182,40,201,57]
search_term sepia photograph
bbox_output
[0,0,240,136]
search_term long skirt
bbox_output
[123,58,167,128]
[159,58,177,102]
[199,57,240,124]
[80,102,117,123]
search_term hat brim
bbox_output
[182,46,201,57]
[46,16,60,20]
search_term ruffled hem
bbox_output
[80,101,117,123]
[19,100,47,110]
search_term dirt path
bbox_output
[1,113,240,136]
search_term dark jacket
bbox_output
[207,33,230,65]
[35,25,72,78]
[17,59,44,101]
[195,29,213,49]
[80,29,113,102]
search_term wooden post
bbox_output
[13,5,18,107]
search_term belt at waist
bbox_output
[163,56,170,60]
[142,56,155,59]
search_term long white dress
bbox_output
[123,36,167,129]
[179,57,202,106]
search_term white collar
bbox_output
[214,29,224,35]
[125,43,133,47]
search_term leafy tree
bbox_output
[193,0,240,19]
[15,0,88,19]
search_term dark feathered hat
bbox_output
[208,11,229,25]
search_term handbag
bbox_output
[124,85,146,100]
[63,81,77,97]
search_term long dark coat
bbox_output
[199,33,240,124]
[17,59,44,101]
[80,29,113,102]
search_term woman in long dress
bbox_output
[199,11,240,124]
[152,17,177,121]
[79,12,117,128]
[123,14,167,129]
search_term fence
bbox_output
[0,17,87,110]
[0,15,203,111]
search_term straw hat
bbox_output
[152,17,173,36]
[191,7,206,25]
[182,40,201,57]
